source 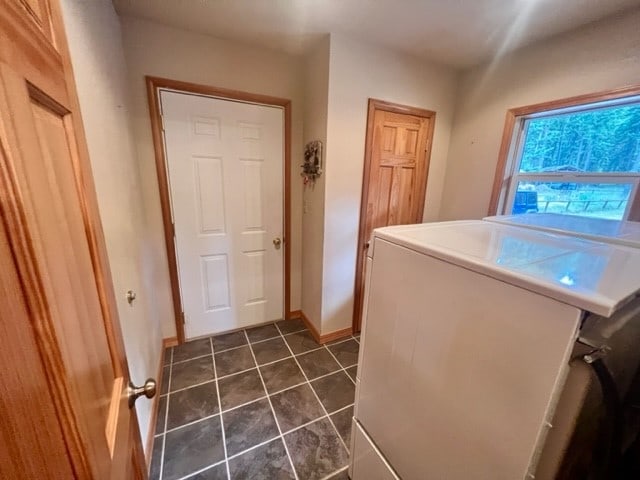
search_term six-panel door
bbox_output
[161,91,284,339]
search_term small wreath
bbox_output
[301,140,323,186]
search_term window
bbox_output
[492,89,640,221]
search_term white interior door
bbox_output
[161,90,284,339]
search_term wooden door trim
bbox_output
[352,98,436,332]
[146,76,292,344]
[488,84,640,216]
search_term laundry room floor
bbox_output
[150,318,360,480]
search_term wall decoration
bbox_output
[301,140,323,187]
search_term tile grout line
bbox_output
[175,416,327,478]
[215,345,323,380]
[277,401,354,436]
[221,393,266,414]
[286,360,352,386]
[210,337,231,480]
[225,434,281,461]
[276,324,308,337]
[160,376,357,438]
[162,378,217,397]
[323,345,358,386]
[164,332,322,397]
[325,402,355,417]
[163,339,356,402]
[243,329,300,480]
[157,323,356,478]
[210,325,307,355]
[222,414,325,464]
[170,400,358,478]
[217,363,259,381]
[213,342,249,355]
[275,323,352,466]
[219,348,297,374]
[247,331,291,345]
[319,465,349,480]
[172,323,332,360]
[318,342,358,453]
[163,412,221,435]
[159,397,355,437]
[325,336,357,347]
[158,346,173,480]
[291,344,325,357]
[264,378,307,398]
[177,458,227,480]
[284,337,352,459]
[171,352,212,366]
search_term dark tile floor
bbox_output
[150,318,360,480]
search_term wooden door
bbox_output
[353,99,436,332]
[161,91,285,339]
[0,0,146,478]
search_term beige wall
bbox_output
[440,10,640,221]
[318,34,459,333]
[60,0,162,452]
[301,37,331,332]
[119,17,305,337]
[60,1,640,454]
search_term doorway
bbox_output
[353,99,436,332]
[147,78,292,342]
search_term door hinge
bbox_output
[171,222,176,238]
[160,114,165,132]
[181,312,186,324]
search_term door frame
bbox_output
[352,98,436,332]
[146,76,292,344]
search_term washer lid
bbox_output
[373,220,640,317]
[484,213,640,248]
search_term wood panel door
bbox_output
[161,91,285,339]
[353,99,436,332]
[0,0,146,478]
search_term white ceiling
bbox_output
[113,0,640,68]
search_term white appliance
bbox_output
[484,213,640,248]
[350,220,640,480]
[482,213,640,477]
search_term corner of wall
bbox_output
[319,34,460,335]
[300,35,331,333]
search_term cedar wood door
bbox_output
[0,0,146,478]
[353,99,435,332]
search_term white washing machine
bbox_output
[350,220,640,480]
[483,213,640,477]
[484,213,640,248]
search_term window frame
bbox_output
[489,85,640,221]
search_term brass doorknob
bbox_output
[273,237,282,249]
[127,378,156,409]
